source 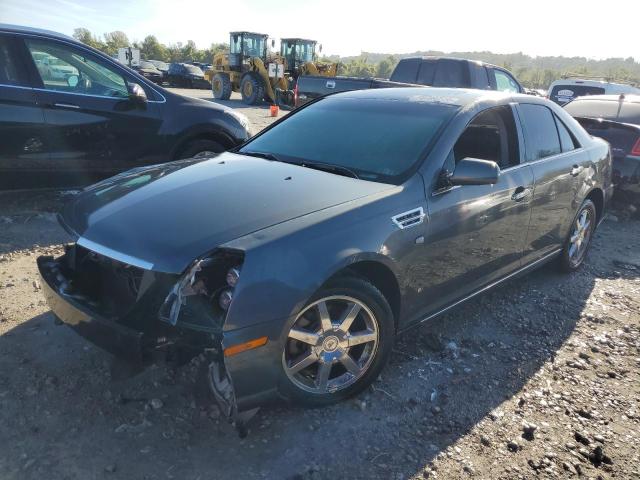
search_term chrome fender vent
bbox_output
[392,207,426,229]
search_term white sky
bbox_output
[1,0,638,59]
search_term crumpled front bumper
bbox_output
[37,253,282,433]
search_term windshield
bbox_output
[185,64,203,75]
[139,60,156,69]
[550,85,605,105]
[150,60,168,70]
[240,96,458,183]
[282,41,315,63]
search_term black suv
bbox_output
[0,24,251,190]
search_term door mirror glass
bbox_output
[449,158,500,186]
[127,82,147,102]
[67,74,79,88]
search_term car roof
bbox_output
[330,87,519,107]
[571,94,640,104]
[400,56,501,69]
[0,23,74,41]
[550,78,640,89]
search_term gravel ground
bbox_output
[0,93,639,479]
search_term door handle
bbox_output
[53,102,80,109]
[570,165,583,176]
[511,186,531,202]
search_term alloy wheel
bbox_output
[568,207,593,266]
[283,296,379,394]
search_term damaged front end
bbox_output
[38,244,253,435]
[157,251,253,435]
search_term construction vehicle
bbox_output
[279,38,337,85]
[207,31,287,105]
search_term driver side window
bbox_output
[25,39,129,99]
[444,105,520,174]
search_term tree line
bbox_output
[73,27,640,89]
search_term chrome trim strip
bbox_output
[77,237,154,270]
[408,248,562,330]
[0,83,33,90]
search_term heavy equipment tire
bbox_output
[212,73,232,100]
[240,73,265,105]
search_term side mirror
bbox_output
[449,158,500,186]
[271,39,275,48]
[67,74,79,88]
[319,44,323,53]
[127,82,147,103]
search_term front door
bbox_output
[0,34,49,190]
[21,36,164,188]
[404,105,534,322]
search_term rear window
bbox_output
[390,58,419,83]
[564,99,640,125]
[550,85,605,105]
[433,59,470,88]
[240,97,459,183]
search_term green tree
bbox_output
[72,27,104,50]
[140,35,167,61]
[103,31,130,56]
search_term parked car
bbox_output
[134,60,163,84]
[295,56,524,107]
[548,77,640,106]
[564,94,640,207]
[0,24,251,190]
[38,88,612,430]
[148,59,169,76]
[167,62,210,89]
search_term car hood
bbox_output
[60,153,394,273]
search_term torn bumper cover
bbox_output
[37,246,277,434]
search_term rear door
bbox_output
[20,36,164,187]
[0,33,49,190]
[516,103,586,264]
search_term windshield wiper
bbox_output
[238,151,359,179]
[300,162,360,179]
[238,150,283,162]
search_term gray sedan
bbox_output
[38,88,613,432]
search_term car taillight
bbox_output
[631,137,640,156]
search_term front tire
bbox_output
[212,73,232,99]
[175,139,224,160]
[558,199,597,272]
[279,276,394,407]
[240,73,265,105]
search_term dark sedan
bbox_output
[564,94,640,210]
[0,24,251,190]
[38,88,612,432]
[134,60,164,84]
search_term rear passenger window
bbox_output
[519,104,562,161]
[433,59,470,88]
[470,63,490,89]
[554,115,578,152]
[0,36,27,86]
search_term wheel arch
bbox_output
[323,258,401,329]
[171,128,237,160]
[585,187,604,224]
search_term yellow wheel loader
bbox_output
[206,31,287,105]
[279,38,337,85]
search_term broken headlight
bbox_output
[159,250,244,329]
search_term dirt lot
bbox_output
[1,92,639,479]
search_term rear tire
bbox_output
[212,73,232,100]
[278,276,394,407]
[557,199,597,272]
[240,73,265,105]
[175,139,224,160]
